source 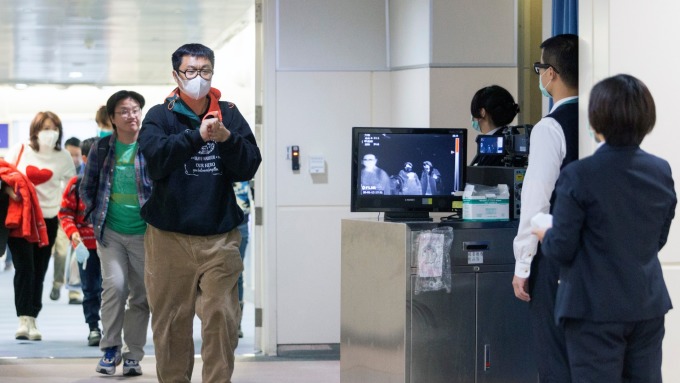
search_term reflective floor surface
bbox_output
[0,258,339,382]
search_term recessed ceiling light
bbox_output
[68,71,83,78]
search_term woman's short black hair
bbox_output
[106,90,145,130]
[588,74,656,146]
[470,85,520,127]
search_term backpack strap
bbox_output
[98,137,111,170]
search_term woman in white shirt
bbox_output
[5,111,76,341]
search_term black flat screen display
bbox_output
[351,127,467,217]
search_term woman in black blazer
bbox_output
[534,74,676,383]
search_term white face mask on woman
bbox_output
[37,130,59,150]
[176,74,211,100]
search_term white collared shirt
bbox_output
[513,96,578,277]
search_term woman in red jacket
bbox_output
[4,111,76,341]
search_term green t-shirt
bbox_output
[105,140,146,235]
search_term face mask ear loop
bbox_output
[539,70,554,98]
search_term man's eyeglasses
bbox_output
[533,62,559,75]
[177,68,214,80]
[114,108,141,117]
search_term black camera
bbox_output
[476,124,532,167]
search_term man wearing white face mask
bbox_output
[5,111,77,341]
[511,34,579,383]
[138,43,261,383]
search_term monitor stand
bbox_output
[384,211,433,222]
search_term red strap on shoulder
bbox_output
[15,144,24,167]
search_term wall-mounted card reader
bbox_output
[291,145,300,171]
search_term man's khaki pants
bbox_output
[145,224,242,383]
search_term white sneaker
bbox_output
[123,359,142,376]
[15,316,29,340]
[27,317,41,341]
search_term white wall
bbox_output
[277,0,387,70]
[262,0,518,353]
[582,0,680,380]
[274,71,392,344]
[389,0,430,68]
[431,0,516,66]
[267,0,391,349]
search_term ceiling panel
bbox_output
[0,0,253,87]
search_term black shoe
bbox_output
[49,288,60,301]
[88,328,102,347]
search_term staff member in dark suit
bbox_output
[512,34,579,383]
[533,74,676,382]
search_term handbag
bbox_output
[64,244,82,290]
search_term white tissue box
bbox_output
[462,184,510,221]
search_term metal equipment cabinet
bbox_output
[341,219,537,383]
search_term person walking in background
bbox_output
[359,153,391,195]
[80,91,151,376]
[96,105,114,138]
[64,137,84,174]
[233,180,253,338]
[4,111,77,341]
[420,161,441,195]
[533,74,675,382]
[397,162,421,195]
[511,34,579,383]
[50,136,86,305]
[58,137,103,347]
[138,43,261,383]
[50,136,85,305]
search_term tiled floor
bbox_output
[0,357,340,382]
[0,260,339,382]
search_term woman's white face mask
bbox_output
[176,72,211,100]
[37,130,59,150]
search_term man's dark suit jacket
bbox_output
[542,143,676,325]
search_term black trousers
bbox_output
[564,317,664,383]
[529,250,571,383]
[10,216,59,318]
[77,248,102,328]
